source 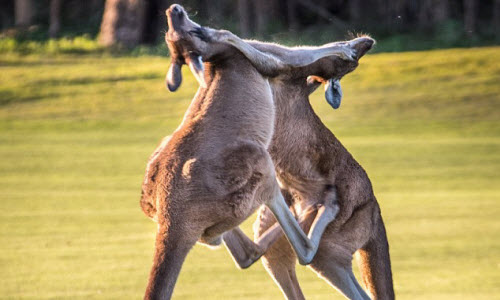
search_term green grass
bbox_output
[0,36,105,55]
[0,36,171,57]
[1,47,499,299]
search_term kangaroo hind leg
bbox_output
[257,206,306,300]
[144,219,198,300]
[310,253,371,300]
[264,256,305,300]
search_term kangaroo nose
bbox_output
[171,4,182,14]
[351,37,375,59]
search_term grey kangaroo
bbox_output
[194,32,395,300]
[140,4,358,299]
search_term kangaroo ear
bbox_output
[325,79,342,109]
[187,54,207,88]
[166,61,182,92]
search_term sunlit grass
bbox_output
[0,47,499,299]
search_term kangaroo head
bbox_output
[165,4,211,91]
[307,36,375,109]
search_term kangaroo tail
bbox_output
[356,212,395,300]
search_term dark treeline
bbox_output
[1,0,499,49]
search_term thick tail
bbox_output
[356,213,395,300]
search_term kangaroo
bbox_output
[140,4,358,299]
[199,33,395,299]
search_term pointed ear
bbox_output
[325,79,342,109]
[187,54,207,88]
[166,61,182,92]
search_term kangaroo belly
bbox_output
[198,141,272,244]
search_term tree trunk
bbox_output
[463,0,476,37]
[494,0,500,40]
[142,0,169,44]
[238,0,252,37]
[99,0,146,48]
[433,0,449,24]
[418,0,449,30]
[387,0,406,32]
[204,0,222,25]
[15,0,34,27]
[287,0,298,32]
[49,0,62,38]
[255,0,272,36]
[348,0,362,23]
[294,0,347,29]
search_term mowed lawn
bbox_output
[0,47,499,299]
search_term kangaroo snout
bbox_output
[350,36,375,59]
[166,4,187,32]
[167,4,184,17]
[170,4,182,14]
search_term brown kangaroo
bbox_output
[205,35,395,299]
[140,4,357,299]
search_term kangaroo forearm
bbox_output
[223,227,264,269]
[306,204,338,252]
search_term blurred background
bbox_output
[0,1,499,300]
[1,0,499,53]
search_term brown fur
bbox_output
[246,39,395,299]
[141,5,392,298]
[141,4,353,299]
[142,6,285,300]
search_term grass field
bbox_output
[1,46,499,299]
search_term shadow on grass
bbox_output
[1,73,162,107]
[0,73,161,106]
[0,90,61,106]
[30,73,160,86]
[0,60,79,67]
